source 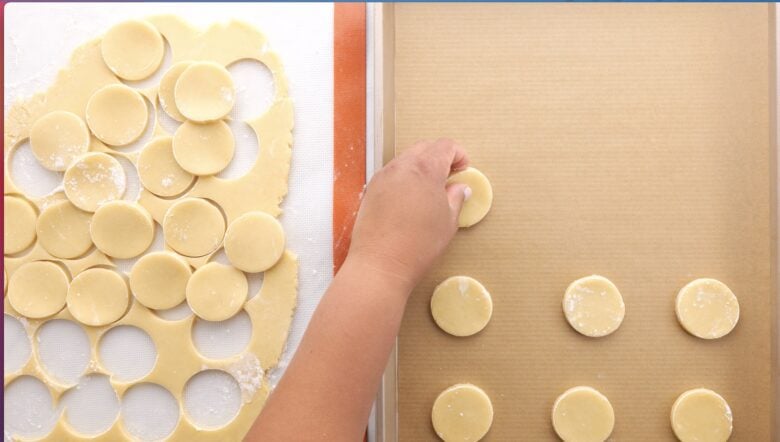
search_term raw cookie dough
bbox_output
[552,386,615,442]
[129,251,192,310]
[224,211,285,273]
[8,261,69,319]
[563,275,625,337]
[172,121,235,175]
[186,262,247,321]
[67,268,129,326]
[137,136,194,197]
[29,111,90,171]
[85,84,148,146]
[431,383,493,442]
[101,20,164,81]
[671,388,732,442]
[446,167,493,228]
[675,279,739,339]
[175,62,235,122]
[158,62,192,122]
[90,201,155,259]
[430,276,492,337]
[63,152,126,212]
[163,198,226,257]
[36,200,93,259]
[4,195,37,254]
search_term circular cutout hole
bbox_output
[154,300,194,321]
[183,370,242,429]
[227,59,274,121]
[247,272,264,300]
[4,314,31,374]
[60,374,119,436]
[36,319,90,385]
[157,96,182,135]
[192,311,251,359]
[216,120,259,180]
[3,376,58,439]
[112,224,164,273]
[9,140,63,197]
[121,383,179,441]
[98,325,156,382]
[116,155,141,201]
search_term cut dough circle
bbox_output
[175,62,236,122]
[64,152,127,212]
[8,261,69,319]
[552,386,615,442]
[430,276,493,337]
[186,262,248,321]
[671,388,732,442]
[446,167,493,228]
[67,268,129,326]
[163,198,226,257]
[90,201,155,259]
[224,211,286,273]
[172,121,235,175]
[130,251,192,310]
[158,62,192,122]
[675,278,739,339]
[4,195,37,255]
[431,383,493,442]
[86,84,148,146]
[29,111,90,171]
[36,200,93,259]
[101,20,164,81]
[137,136,194,197]
[563,275,625,338]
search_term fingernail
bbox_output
[463,186,472,201]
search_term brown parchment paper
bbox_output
[394,4,777,440]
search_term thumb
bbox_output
[446,183,471,217]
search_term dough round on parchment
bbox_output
[163,198,226,257]
[224,211,285,273]
[101,19,164,81]
[130,251,192,310]
[432,383,493,442]
[158,62,192,122]
[186,262,247,321]
[552,386,615,442]
[4,195,37,255]
[8,261,69,319]
[563,275,625,338]
[63,152,126,212]
[175,62,235,122]
[446,167,493,228]
[137,136,194,197]
[86,84,148,146]
[675,279,739,340]
[36,200,93,259]
[67,268,129,326]
[90,201,155,259]
[172,121,235,176]
[431,276,492,337]
[29,111,90,171]
[671,388,732,442]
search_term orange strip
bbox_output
[333,3,367,275]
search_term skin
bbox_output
[248,139,469,441]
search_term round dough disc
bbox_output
[36,200,93,259]
[64,152,126,212]
[431,276,492,337]
[90,201,154,259]
[4,196,37,255]
[67,268,129,326]
[224,211,285,273]
[446,167,493,228]
[174,61,235,122]
[137,136,194,197]
[671,388,732,442]
[675,279,739,339]
[163,198,226,257]
[186,262,248,321]
[86,84,148,146]
[563,275,625,337]
[172,121,234,175]
[130,251,192,310]
[431,383,493,442]
[8,261,69,319]
[158,62,192,122]
[552,386,615,442]
[101,20,164,81]
[29,111,90,171]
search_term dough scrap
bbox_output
[675,278,739,339]
[430,276,492,337]
[158,62,192,122]
[85,84,148,146]
[163,198,226,257]
[4,195,37,255]
[101,20,164,81]
[563,275,625,337]
[137,136,194,197]
[671,388,732,442]
[552,386,615,442]
[175,61,236,122]
[130,251,192,310]
[224,211,285,273]
[8,261,69,319]
[63,152,126,212]
[172,121,235,175]
[67,268,129,326]
[446,167,493,228]
[36,200,93,259]
[431,383,493,442]
[90,201,155,259]
[29,111,90,171]
[186,262,248,321]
